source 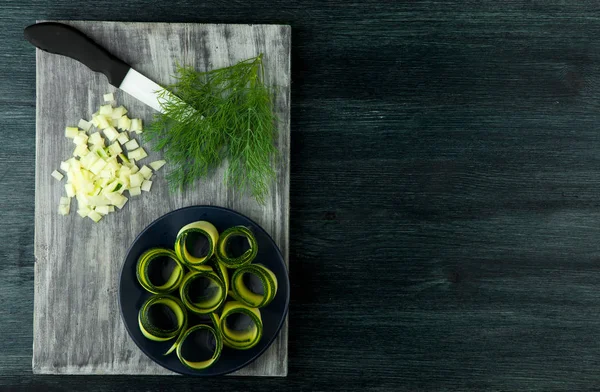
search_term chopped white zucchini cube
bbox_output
[60,161,70,172]
[58,204,70,215]
[88,195,111,206]
[65,183,75,198]
[106,192,126,204]
[93,147,109,159]
[141,180,152,192]
[91,115,101,128]
[106,158,120,171]
[51,170,64,181]
[103,126,119,142]
[88,132,103,145]
[108,206,115,213]
[74,172,85,181]
[84,182,95,194]
[98,169,113,179]
[108,142,123,156]
[117,132,129,145]
[118,153,130,165]
[129,164,139,174]
[73,144,89,157]
[77,208,90,218]
[99,104,113,116]
[89,159,107,175]
[115,196,128,209]
[138,148,148,160]
[139,165,153,179]
[128,147,147,160]
[118,115,132,131]
[80,153,99,170]
[99,178,112,189]
[118,165,131,175]
[130,118,143,133]
[149,160,166,171]
[97,115,111,130]
[65,127,79,138]
[128,186,142,197]
[78,119,93,131]
[104,191,118,202]
[117,177,129,190]
[87,211,103,222]
[103,93,115,102]
[96,205,110,215]
[124,139,139,151]
[76,192,89,204]
[101,182,117,195]
[73,134,88,145]
[111,106,127,119]
[129,173,144,188]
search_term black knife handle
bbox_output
[24,22,130,87]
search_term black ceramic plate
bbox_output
[119,205,289,376]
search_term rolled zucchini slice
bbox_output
[136,248,185,294]
[215,226,258,268]
[179,270,227,314]
[138,295,187,350]
[231,264,278,308]
[219,301,263,350]
[213,258,230,294]
[175,221,219,270]
[176,324,223,370]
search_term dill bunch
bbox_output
[144,54,278,204]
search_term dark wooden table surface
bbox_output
[3,1,600,390]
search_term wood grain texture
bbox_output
[32,21,290,376]
[5,0,600,391]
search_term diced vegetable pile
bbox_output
[52,93,166,222]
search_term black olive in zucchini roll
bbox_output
[175,221,219,269]
[231,264,278,308]
[215,226,258,268]
[136,248,185,294]
[219,301,263,350]
[179,270,227,314]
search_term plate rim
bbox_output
[117,204,290,376]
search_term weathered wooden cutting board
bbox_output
[33,21,290,376]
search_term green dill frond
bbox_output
[144,55,278,202]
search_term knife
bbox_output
[24,22,175,113]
